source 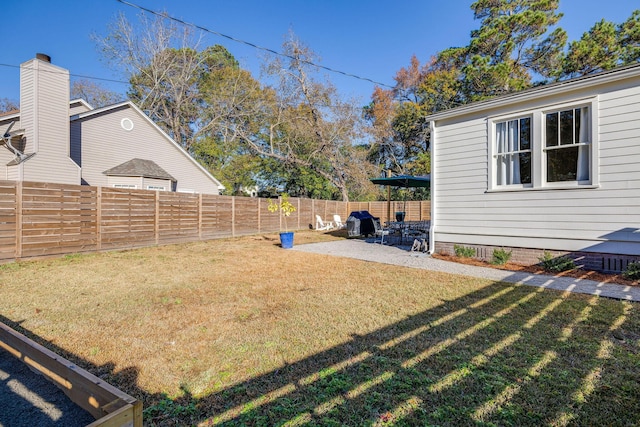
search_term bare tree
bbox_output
[199,33,375,201]
[0,98,18,114]
[93,12,206,149]
[70,79,124,108]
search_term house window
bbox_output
[113,184,137,189]
[147,185,166,191]
[495,116,532,186]
[544,106,590,182]
[490,101,594,191]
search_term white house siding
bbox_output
[6,165,20,181]
[432,74,640,256]
[19,58,80,185]
[71,105,222,195]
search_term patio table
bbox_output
[385,220,430,245]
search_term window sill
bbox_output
[486,184,600,193]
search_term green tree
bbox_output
[95,12,238,150]
[196,33,375,201]
[462,0,566,100]
[562,19,620,78]
[618,10,640,65]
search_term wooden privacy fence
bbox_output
[0,180,430,262]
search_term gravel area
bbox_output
[293,238,640,302]
[0,349,95,427]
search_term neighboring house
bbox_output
[427,63,640,271]
[0,54,224,195]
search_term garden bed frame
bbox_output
[0,321,142,427]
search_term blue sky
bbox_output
[1,1,638,106]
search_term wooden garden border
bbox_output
[0,321,142,427]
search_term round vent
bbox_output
[121,118,134,131]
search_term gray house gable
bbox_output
[70,101,224,194]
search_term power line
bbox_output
[0,62,129,86]
[114,0,394,89]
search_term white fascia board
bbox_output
[426,63,640,123]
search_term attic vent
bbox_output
[121,118,134,131]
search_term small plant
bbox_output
[492,248,512,265]
[539,251,575,272]
[267,193,296,232]
[623,261,640,280]
[143,395,198,422]
[454,244,476,258]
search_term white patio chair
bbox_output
[373,218,390,244]
[315,215,334,231]
[333,214,346,228]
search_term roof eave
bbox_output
[426,63,640,122]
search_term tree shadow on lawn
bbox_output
[3,275,640,426]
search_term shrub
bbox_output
[539,251,575,272]
[492,248,512,265]
[454,244,476,258]
[623,261,640,280]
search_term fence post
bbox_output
[232,196,236,237]
[15,182,22,260]
[257,196,261,232]
[155,191,160,245]
[198,193,203,240]
[96,187,102,251]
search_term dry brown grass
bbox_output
[2,231,640,426]
[0,230,484,398]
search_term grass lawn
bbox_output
[1,230,639,426]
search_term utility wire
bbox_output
[114,0,394,89]
[0,62,129,86]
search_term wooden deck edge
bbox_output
[0,321,143,427]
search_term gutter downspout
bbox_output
[428,120,436,255]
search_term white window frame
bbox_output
[542,102,596,188]
[491,114,533,189]
[488,97,598,192]
[147,185,166,191]
[113,184,137,189]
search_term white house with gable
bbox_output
[0,54,224,195]
[427,63,640,272]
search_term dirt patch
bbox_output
[431,252,640,287]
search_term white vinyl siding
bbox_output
[431,74,640,255]
[19,58,80,185]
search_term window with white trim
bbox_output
[113,184,137,189]
[495,116,532,186]
[544,106,590,182]
[147,185,166,191]
[490,100,594,190]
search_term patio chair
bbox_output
[333,214,346,228]
[373,218,390,244]
[315,215,334,231]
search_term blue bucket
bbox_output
[280,232,294,249]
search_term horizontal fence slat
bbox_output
[0,180,429,262]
